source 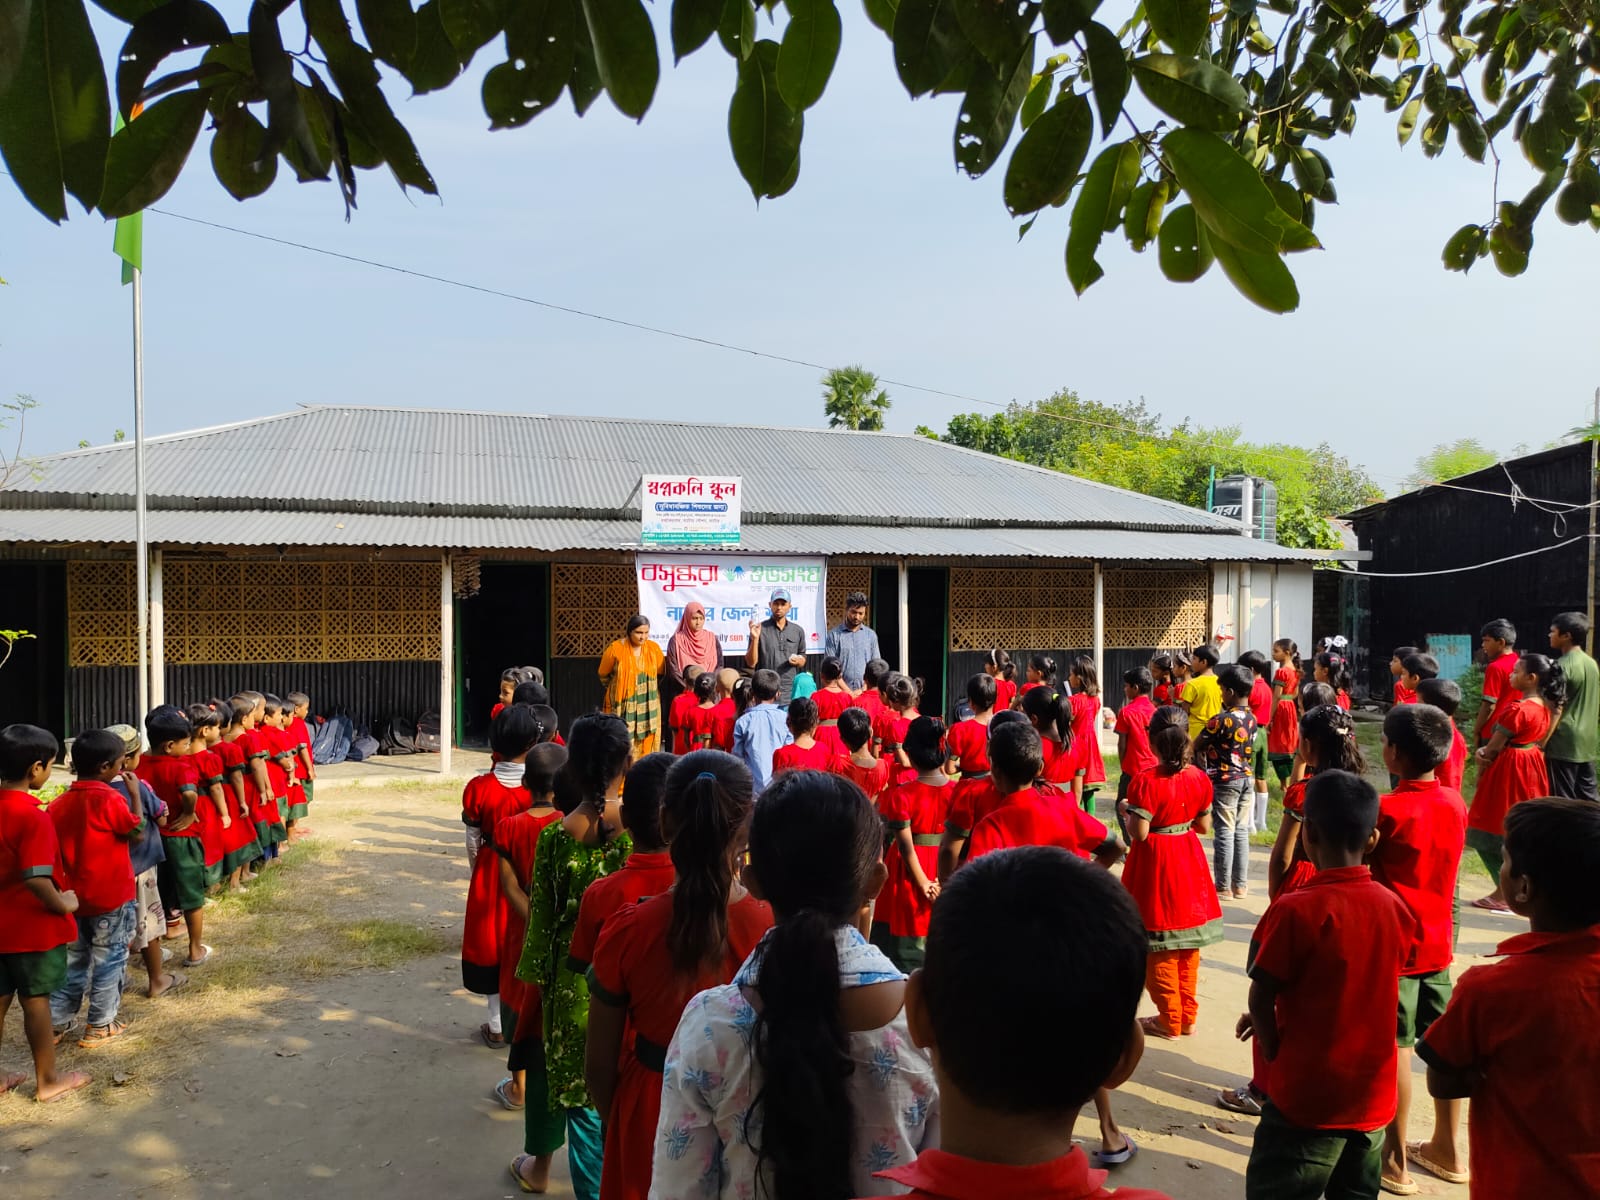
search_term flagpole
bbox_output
[133,265,150,724]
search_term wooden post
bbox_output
[1092,562,1105,694]
[440,552,454,775]
[149,547,165,708]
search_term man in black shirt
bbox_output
[745,588,808,705]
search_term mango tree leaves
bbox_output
[1489,206,1531,276]
[954,34,1033,178]
[569,15,603,113]
[355,0,418,73]
[1123,177,1169,251]
[1207,233,1300,312]
[953,0,1032,67]
[0,0,110,222]
[717,0,756,60]
[1083,22,1127,137]
[1144,0,1207,57]
[777,0,841,111]
[115,0,230,120]
[483,0,575,128]
[1132,54,1251,131]
[99,87,208,216]
[1396,95,1422,144]
[1065,140,1140,294]
[1003,91,1091,214]
[894,0,968,97]
[729,39,803,200]
[671,0,722,61]
[402,2,467,93]
[439,0,502,55]
[1162,128,1318,255]
[1157,203,1213,281]
[1040,0,1100,43]
[579,0,659,120]
[211,106,278,200]
[1440,222,1487,271]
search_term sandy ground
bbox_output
[0,780,1489,1199]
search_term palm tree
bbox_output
[821,366,891,431]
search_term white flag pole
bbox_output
[133,266,150,724]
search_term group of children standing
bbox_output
[0,691,316,1102]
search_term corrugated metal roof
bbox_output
[0,507,1323,561]
[8,404,1243,534]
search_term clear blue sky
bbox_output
[2,6,1595,494]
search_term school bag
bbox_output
[415,711,442,754]
[347,727,380,761]
[311,713,355,765]
[378,715,419,756]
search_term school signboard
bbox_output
[636,555,827,655]
[640,474,742,545]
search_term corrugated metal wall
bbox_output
[548,658,606,737]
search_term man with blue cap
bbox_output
[745,588,808,705]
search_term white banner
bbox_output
[635,554,828,656]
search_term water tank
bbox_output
[1211,474,1279,542]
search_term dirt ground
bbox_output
[0,779,1488,1199]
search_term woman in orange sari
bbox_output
[598,615,666,756]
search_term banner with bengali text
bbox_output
[635,554,827,656]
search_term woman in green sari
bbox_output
[598,615,665,756]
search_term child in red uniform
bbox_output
[286,691,316,838]
[873,673,920,768]
[1468,652,1561,912]
[1472,618,1519,748]
[213,703,262,891]
[1390,645,1421,706]
[46,730,142,1047]
[1240,770,1418,1200]
[709,668,739,752]
[138,706,212,968]
[984,647,1018,711]
[1022,685,1078,801]
[771,696,835,774]
[1151,652,1176,707]
[1420,797,1600,1200]
[830,707,890,804]
[186,704,236,894]
[0,724,89,1103]
[1067,656,1107,815]
[1371,703,1470,1194]
[879,718,952,972]
[492,743,568,1117]
[585,751,772,1200]
[680,671,720,753]
[856,658,890,718]
[1115,668,1158,818]
[1418,678,1468,792]
[1239,651,1275,834]
[462,705,539,1049]
[262,694,308,836]
[944,673,996,779]
[494,666,539,724]
[887,845,1170,1200]
[666,664,705,755]
[1398,653,1438,704]
[1267,638,1302,785]
[966,723,1120,868]
[1314,651,1354,710]
[231,693,279,872]
[811,656,854,758]
[937,711,1030,881]
[1021,652,1058,699]
[1119,706,1222,1041]
[256,697,294,856]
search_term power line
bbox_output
[1353,535,1591,578]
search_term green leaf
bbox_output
[1157,203,1213,281]
[402,2,466,93]
[1450,110,1486,162]
[1488,217,1530,276]
[98,87,206,216]
[1396,95,1421,144]
[728,38,803,199]
[1123,177,1169,250]
[717,0,755,60]
[953,0,1032,67]
[88,0,164,16]
[954,34,1033,178]
[569,14,603,113]
[1144,0,1207,57]
[1162,127,1318,255]
[894,0,969,97]
[1002,91,1092,215]
[1040,0,1100,43]
[1264,176,1302,223]
[579,0,659,120]
[1440,222,1486,271]
[1019,71,1050,129]
[1386,63,1421,111]
[1132,54,1250,131]
[356,0,419,73]
[1208,232,1299,313]
[1520,115,1569,172]
[863,0,899,33]
[0,0,29,96]
[439,0,504,55]
[0,0,110,221]
[1555,161,1600,226]
[115,0,230,121]
[1289,145,1333,202]
[777,0,841,110]
[1065,140,1140,294]
[483,0,575,127]
[1083,21,1128,137]
[1420,111,1448,157]
[211,106,277,200]
[672,0,723,61]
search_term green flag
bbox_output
[111,110,142,285]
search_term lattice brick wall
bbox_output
[1104,567,1210,649]
[552,562,638,658]
[949,567,1093,650]
[825,566,871,629]
[68,559,442,667]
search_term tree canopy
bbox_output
[821,365,891,430]
[1406,437,1499,487]
[920,389,1383,548]
[1,0,1595,314]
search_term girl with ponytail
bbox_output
[1268,704,1365,901]
[1022,684,1079,802]
[877,717,952,972]
[584,751,771,1200]
[1267,638,1304,784]
[651,770,938,1200]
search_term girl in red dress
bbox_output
[855,659,890,718]
[944,673,996,778]
[1469,653,1563,911]
[462,706,539,1048]
[1267,704,1367,902]
[1150,653,1175,707]
[811,657,855,758]
[1118,705,1223,1039]
[213,704,262,889]
[682,671,720,752]
[183,705,229,893]
[1020,653,1058,700]
[494,743,570,1120]
[873,672,922,769]
[878,718,951,972]
[938,711,1031,880]
[771,697,837,774]
[709,669,739,751]
[1067,656,1107,814]
[1022,685,1077,802]
[830,708,891,803]
[1315,650,1354,710]
[585,752,772,1200]
[1170,649,1194,706]
[1267,638,1302,784]
[666,664,706,755]
[984,647,1018,711]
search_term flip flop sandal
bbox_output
[1139,1015,1179,1039]
[51,1024,78,1047]
[1,1070,29,1095]
[1090,1137,1138,1169]
[1407,1142,1470,1184]
[493,1078,525,1110]
[1470,896,1512,913]
[1379,1175,1421,1196]
[479,1023,506,1048]
[182,945,214,968]
[509,1156,547,1194]
[152,972,190,998]
[78,1020,129,1049]
[1217,1086,1264,1116]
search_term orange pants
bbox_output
[1145,949,1200,1036]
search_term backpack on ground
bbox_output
[378,715,419,756]
[415,711,442,754]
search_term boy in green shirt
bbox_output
[1545,611,1599,802]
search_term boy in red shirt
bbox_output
[1419,797,1600,1200]
[965,724,1122,868]
[1417,679,1468,793]
[884,845,1170,1200]
[1240,770,1417,1199]
[943,673,996,779]
[136,706,212,968]
[1371,704,1470,1194]
[47,730,143,1047]
[0,724,89,1102]
[1473,618,1518,747]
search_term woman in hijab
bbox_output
[665,601,723,693]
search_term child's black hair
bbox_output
[72,729,125,778]
[989,721,1044,788]
[226,697,253,728]
[1191,644,1220,668]
[1551,611,1590,644]
[819,656,844,684]
[1028,653,1058,684]
[0,723,58,780]
[1021,685,1073,752]
[1417,677,1462,716]
[862,658,891,690]
[512,680,551,708]
[185,702,223,732]
[1299,680,1338,711]
[1068,655,1099,697]
[1392,645,1421,664]
[553,712,631,816]
[1313,651,1352,694]
[965,672,997,712]
[145,705,193,751]
[1238,650,1272,682]
[1480,618,1516,646]
[1123,666,1154,695]
[985,647,1015,682]
[1401,653,1440,681]
[1382,704,1453,774]
[838,707,872,752]
[663,750,755,975]
[490,703,541,761]
[1519,651,1568,709]
[745,769,884,1200]
[528,704,560,743]
[522,742,568,800]
[1503,797,1600,927]
[286,691,310,709]
[261,693,285,717]
[988,708,1028,736]
[693,671,718,703]
[1149,704,1189,771]
[619,751,673,851]
[882,672,918,711]
[1216,664,1252,701]
[732,676,754,716]
[921,846,1146,1114]
[1273,638,1302,672]
[786,695,819,735]
[1298,704,1365,774]
[752,669,781,702]
[903,716,946,773]
[1303,769,1380,853]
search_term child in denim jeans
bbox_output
[1194,665,1259,899]
[107,724,185,1000]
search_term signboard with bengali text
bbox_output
[640,474,741,545]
